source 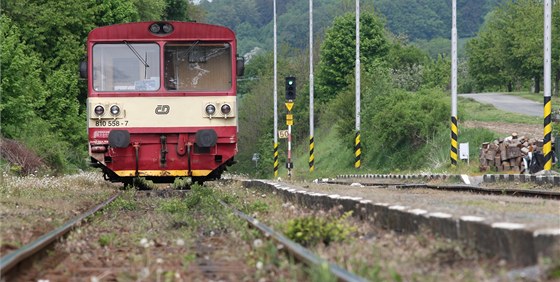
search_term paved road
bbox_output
[459,93,543,117]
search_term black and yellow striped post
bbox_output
[450,116,458,166]
[309,136,315,172]
[273,142,279,177]
[544,97,552,170]
[354,131,361,168]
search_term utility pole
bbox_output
[309,0,315,172]
[450,0,458,167]
[543,0,552,170]
[354,0,361,169]
[273,0,279,177]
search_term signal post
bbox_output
[285,77,296,178]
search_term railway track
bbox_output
[2,178,558,281]
[220,199,368,282]
[243,179,559,269]
[2,184,369,281]
[0,192,121,280]
[322,179,560,200]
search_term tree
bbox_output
[165,0,189,21]
[0,16,46,138]
[133,0,166,21]
[467,6,517,92]
[466,0,559,93]
[507,0,544,93]
[316,12,389,103]
[386,36,430,91]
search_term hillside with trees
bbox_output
[198,0,503,56]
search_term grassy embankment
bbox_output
[281,92,545,180]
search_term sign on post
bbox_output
[459,142,469,164]
[278,130,289,139]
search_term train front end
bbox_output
[84,22,243,184]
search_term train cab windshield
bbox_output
[164,42,232,91]
[92,42,233,93]
[93,43,160,92]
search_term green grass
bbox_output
[288,127,355,180]
[282,93,544,177]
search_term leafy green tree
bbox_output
[376,0,501,40]
[466,0,556,93]
[42,68,85,146]
[164,0,189,21]
[0,16,46,138]
[316,12,389,103]
[235,53,276,174]
[386,36,430,91]
[421,54,451,91]
[133,0,166,21]
[507,0,544,93]
[93,0,140,26]
[466,8,515,92]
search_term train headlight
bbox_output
[162,23,173,33]
[205,104,216,115]
[110,104,120,116]
[221,104,231,115]
[149,23,161,33]
[94,105,105,116]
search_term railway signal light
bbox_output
[285,76,296,100]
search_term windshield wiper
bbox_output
[124,41,149,68]
[124,41,150,79]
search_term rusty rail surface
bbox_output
[0,192,121,277]
[220,200,368,282]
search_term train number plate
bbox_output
[94,120,128,127]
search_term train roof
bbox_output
[88,21,235,42]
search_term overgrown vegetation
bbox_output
[284,211,356,247]
[0,0,193,175]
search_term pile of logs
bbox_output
[479,133,545,173]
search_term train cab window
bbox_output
[93,43,160,92]
[164,42,232,91]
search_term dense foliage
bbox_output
[0,0,191,173]
[316,12,389,103]
[375,0,502,40]
[467,0,560,94]
[200,0,502,55]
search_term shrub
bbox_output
[284,211,356,247]
[0,137,46,175]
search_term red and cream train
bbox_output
[80,21,244,185]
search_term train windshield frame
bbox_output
[92,43,160,92]
[164,42,232,91]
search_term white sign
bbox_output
[459,143,469,160]
[278,130,289,139]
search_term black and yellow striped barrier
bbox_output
[544,96,552,170]
[309,136,315,172]
[450,116,458,166]
[354,131,361,169]
[274,142,279,177]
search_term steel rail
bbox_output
[0,192,121,276]
[219,200,368,282]
[324,180,560,200]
